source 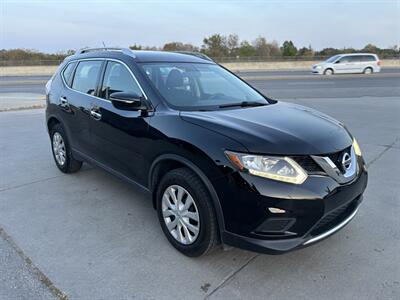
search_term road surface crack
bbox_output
[205,254,259,299]
[367,137,399,167]
[0,168,94,193]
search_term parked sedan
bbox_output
[312,53,381,75]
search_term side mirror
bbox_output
[109,92,143,110]
[335,60,341,64]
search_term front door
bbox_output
[89,60,151,186]
[334,56,353,73]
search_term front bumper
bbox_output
[213,157,368,254]
[311,67,323,74]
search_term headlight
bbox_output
[225,151,308,184]
[353,138,362,156]
[316,65,322,69]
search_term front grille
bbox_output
[292,146,353,176]
[327,146,351,171]
[291,156,325,174]
[327,151,341,164]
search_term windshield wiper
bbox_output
[218,101,267,108]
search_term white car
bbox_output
[312,53,381,75]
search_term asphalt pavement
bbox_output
[0,69,399,299]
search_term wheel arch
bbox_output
[149,154,226,233]
[46,115,63,134]
[47,116,61,134]
[363,66,373,73]
[47,113,72,138]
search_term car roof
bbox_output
[338,53,378,56]
[132,50,214,63]
[66,49,215,64]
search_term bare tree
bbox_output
[253,36,270,57]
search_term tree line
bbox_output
[138,34,399,59]
[1,33,398,64]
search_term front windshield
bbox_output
[139,62,267,110]
[326,55,341,63]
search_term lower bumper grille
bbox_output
[311,199,357,236]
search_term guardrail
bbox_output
[215,56,328,63]
[1,55,398,67]
[0,60,64,66]
[213,55,400,63]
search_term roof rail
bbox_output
[77,47,136,58]
[174,51,214,62]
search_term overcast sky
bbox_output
[2,0,399,53]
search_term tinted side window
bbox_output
[62,62,76,87]
[100,61,142,100]
[361,55,376,61]
[349,56,361,62]
[71,61,102,95]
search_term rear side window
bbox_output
[71,60,102,95]
[349,56,362,62]
[99,61,142,100]
[360,55,376,62]
[62,62,76,87]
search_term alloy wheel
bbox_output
[52,132,66,166]
[162,185,200,245]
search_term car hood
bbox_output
[180,102,352,155]
[313,62,327,67]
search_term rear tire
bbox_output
[156,168,219,257]
[324,68,333,75]
[50,123,82,173]
[363,67,373,74]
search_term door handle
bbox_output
[90,108,102,120]
[59,96,69,108]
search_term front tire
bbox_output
[156,168,219,257]
[50,123,82,173]
[324,68,334,75]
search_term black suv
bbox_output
[46,48,368,256]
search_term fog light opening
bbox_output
[268,207,286,214]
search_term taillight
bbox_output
[377,60,381,66]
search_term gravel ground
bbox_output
[0,229,64,300]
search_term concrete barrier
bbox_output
[0,59,398,76]
[222,59,400,72]
[1,65,58,76]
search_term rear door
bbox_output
[60,59,103,155]
[89,60,151,185]
[350,55,364,73]
[333,56,352,73]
